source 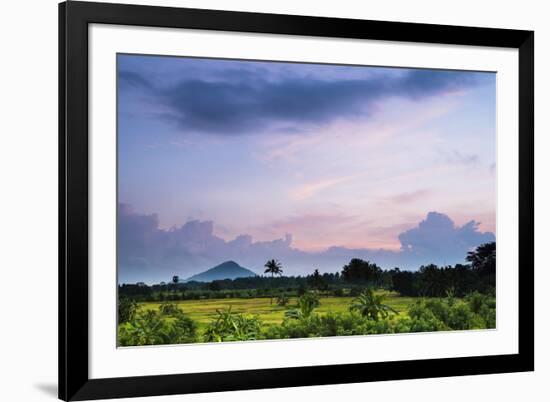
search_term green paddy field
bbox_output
[138,293,419,330]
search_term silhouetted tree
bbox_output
[467,242,496,278]
[264,259,283,304]
[467,242,496,292]
[308,269,328,291]
[341,259,382,284]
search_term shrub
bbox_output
[407,300,448,332]
[273,316,321,339]
[285,291,320,319]
[272,311,402,339]
[203,307,263,342]
[406,295,496,332]
[118,307,197,346]
[159,302,181,315]
[447,302,475,330]
[118,297,138,324]
[465,292,496,328]
[423,299,451,324]
[276,292,290,306]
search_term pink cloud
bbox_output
[289,175,360,201]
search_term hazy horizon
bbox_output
[117,54,496,284]
[119,205,495,284]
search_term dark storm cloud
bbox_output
[119,70,154,90]
[118,204,495,284]
[118,67,483,135]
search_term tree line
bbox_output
[119,242,496,301]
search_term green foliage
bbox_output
[403,301,448,332]
[271,311,401,339]
[203,307,263,342]
[158,302,181,315]
[349,288,398,321]
[118,304,197,346]
[445,287,456,306]
[117,289,496,346]
[116,243,498,346]
[404,293,496,332]
[276,292,290,306]
[118,296,138,324]
[466,291,496,328]
[447,302,476,330]
[285,291,320,320]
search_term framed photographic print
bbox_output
[59,1,534,400]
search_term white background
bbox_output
[0,0,545,401]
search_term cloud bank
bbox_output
[118,205,495,284]
[119,65,484,136]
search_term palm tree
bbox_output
[350,288,398,321]
[172,275,179,294]
[264,259,283,304]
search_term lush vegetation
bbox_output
[118,303,198,346]
[117,242,496,346]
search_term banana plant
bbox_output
[350,288,398,321]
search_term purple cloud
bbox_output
[398,211,495,263]
[118,55,487,136]
[118,204,495,284]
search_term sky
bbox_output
[117,54,496,284]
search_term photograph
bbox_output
[116,54,497,347]
[50,1,535,400]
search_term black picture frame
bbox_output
[59,1,534,400]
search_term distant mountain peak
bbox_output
[186,261,257,282]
